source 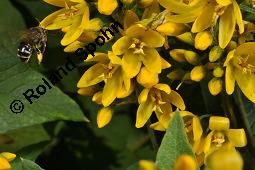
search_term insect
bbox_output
[17,26,47,63]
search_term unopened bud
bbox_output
[190,66,206,82]
[167,69,185,80]
[137,0,153,7]
[169,49,186,62]
[184,51,200,65]
[176,32,194,45]
[92,91,103,104]
[226,40,237,52]
[137,67,159,88]
[195,31,213,50]
[173,155,197,170]
[122,0,135,4]
[209,46,224,62]
[208,78,223,96]
[213,67,224,78]
[97,107,113,128]
[156,22,186,36]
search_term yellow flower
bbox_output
[224,42,255,103]
[98,0,118,15]
[205,147,243,170]
[194,31,213,50]
[41,0,102,46]
[77,52,132,107]
[204,116,247,155]
[173,155,197,170]
[159,0,244,48]
[136,84,185,128]
[0,152,16,170]
[112,24,167,78]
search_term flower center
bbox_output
[58,4,80,20]
[129,38,146,55]
[212,131,225,147]
[237,55,255,74]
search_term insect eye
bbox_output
[17,42,32,58]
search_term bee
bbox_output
[17,26,47,63]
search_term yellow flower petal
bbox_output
[153,83,171,94]
[143,48,162,73]
[161,57,171,69]
[137,67,159,88]
[126,24,146,37]
[225,65,235,95]
[138,88,150,104]
[83,18,102,30]
[233,0,244,34]
[117,81,134,98]
[98,0,118,15]
[43,0,75,7]
[141,30,165,48]
[92,91,103,104]
[77,63,106,88]
[122,51,142,78]
[112,36,131,55]
[78,87,96,96]
[61,16,84,46]
[0,153,16,162]
[191,3,215,33]
[236,42,255,56]
[97,107,113,128]
[108,51,122,65]
[0,157,10,170]
[136,98,155,128]
[219,5,236,48]
[193,117,203,141]
[40,8,70,29]
[102,70,122,106]
[124,10,139,30]
[165,14,198,24]
[142,0,160,19]
[150,121,166,131]
[234,69,255,103]
[204,131,214,153]
[216,0,232,6]
[165,90,186,110]
[226,129,247,147]
[224,49,235,66]
[209,116,230,131]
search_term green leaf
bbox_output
[21,158,44,170]
[240,3,255,14]
[1,125,50,152]
[0,0,88,133]
[234,89,255,153]
[155,111,195,170]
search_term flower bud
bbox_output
[137,67,159,88]
[208,78,223,96]
[209,46,224,62]
[137,0,153,7]
[205,148,243,170]
[97,107,113,128]
[184,51,200,65]
[122,0,135,4]
[139,160,158,170]
[169,49,186,62]
[78,86,96,96]
[176,32,194,45]
[0,153,16,162]
[92,91,103,104]
[167,69,185,80]
[195,31,213,50]
[226,40,237,52]
[156,22,186,36]
[190,66,206,82]
[173,155,197,170]
[213,67,224,78]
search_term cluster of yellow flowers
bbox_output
[40,0,254,168]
